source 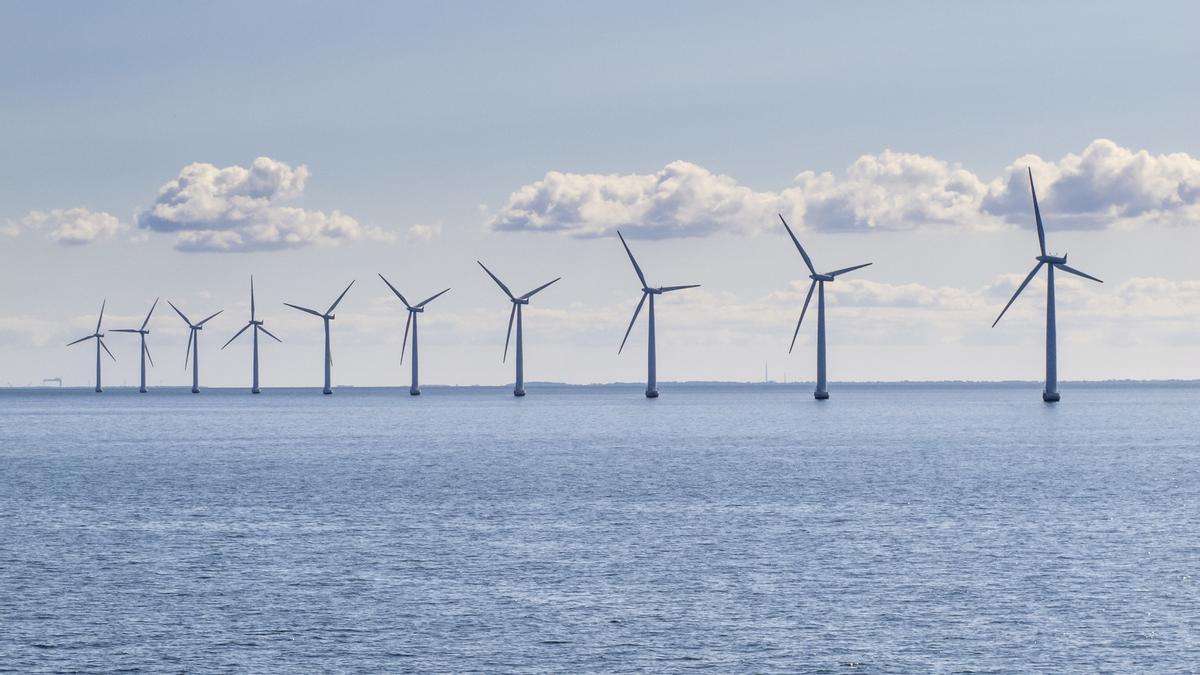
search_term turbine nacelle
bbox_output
[1037,254,1067,265]
[510,297,530,305]
[810,273,835,282]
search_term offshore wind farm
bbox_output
[5,3,1200,673]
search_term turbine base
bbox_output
[191,387,200,394]
[513,389,526,397]
[814,391,830,400]
[95,388,103,393]
[410,389,421,396]
[139,388,147,394]
[1042,391,1060,402]
[251,388,260,394]
[323,389,332,395]
[645,389,659,398]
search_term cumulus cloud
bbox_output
[490,140,1200,238]
[406,223,442,242]
[489,160,786,239]
[8,208,125,245]
[136,157,394,252]
[983,139,1200,229]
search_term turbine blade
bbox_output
[250,276,256,322]
[100,338,116,362]
[196,310,222,327]
[378,273,413,309]
[400,312,412,365]
[284,302,323,318]
[1055,263,1103,284]
[618,292,648,354]
[168,300,192,327]
[520,277,561,300]
[1028,168,1047,256]
[659,284,700,293]
[779,214,817,275]
[616,230,648,288]
[477,261,515,299]
[416,287,451,308]
[789,281,816,353]
[141,297,159,331]
[992,262,1044,328]
[222,322,251,350]
[503,303,516,363]
[326,280,355,315]
[67,335,93,346]
[257,325,282,343]
[144,341,155,368]
[184,329,193,370]
[828,262,873,278]
[96,299,106,334]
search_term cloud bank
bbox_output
[7,208,125,245]
[136,157,394,252]
[490,140,1200,238]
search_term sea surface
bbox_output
[2,383,1199,673]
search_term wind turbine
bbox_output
[378,274,450,396]
[222,276,282,394]
[168,301,223,394]
[110,298,159,393]
[616,231,700,398]
[284,281,354,395]
[477,261,560,397]
[778,214,872,400]
[992,168,1103,402]
[66,300,115,393]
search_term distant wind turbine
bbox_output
[378,273,450,396]
[477,261,560,397]
[992,168,1103,402]
[222,276,282,394]
[110,298,159,393]
[778,214,872,400]
[66,300,115,393]
[169,301,223,393]
[285,281,354,395]
[615,231,700,398]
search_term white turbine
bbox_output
[378,273,450,396]
[477,261,560,397]
[992,168,1103,402]
[284,281,354,395]
[110,298,159,393]
[222,276,282,394]
[778,214,872,400]
[615,231,700,399]
[66,300,115,393]
[169,301,223,394]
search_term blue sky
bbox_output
[3,1,1199,387]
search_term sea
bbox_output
[2,382,1198,673]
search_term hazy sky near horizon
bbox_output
[3,1,1200,387]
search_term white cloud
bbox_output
[490,140,1200,238]
[136,156,395,252]
[983,139,1200,229]
[406,223,442,242]
[9,208,125,245]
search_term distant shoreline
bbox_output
[6,380,1200,391]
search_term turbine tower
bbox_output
[477,261,560,397]
[284,281,354,395]
[169,301,223,394]
[110,298,159,393]
[66,300,115,393]
[222,276,282,394]
[992,168,1103,402]
[778,214,872,400]
[615,231,700,399]
[378,273,450,396]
